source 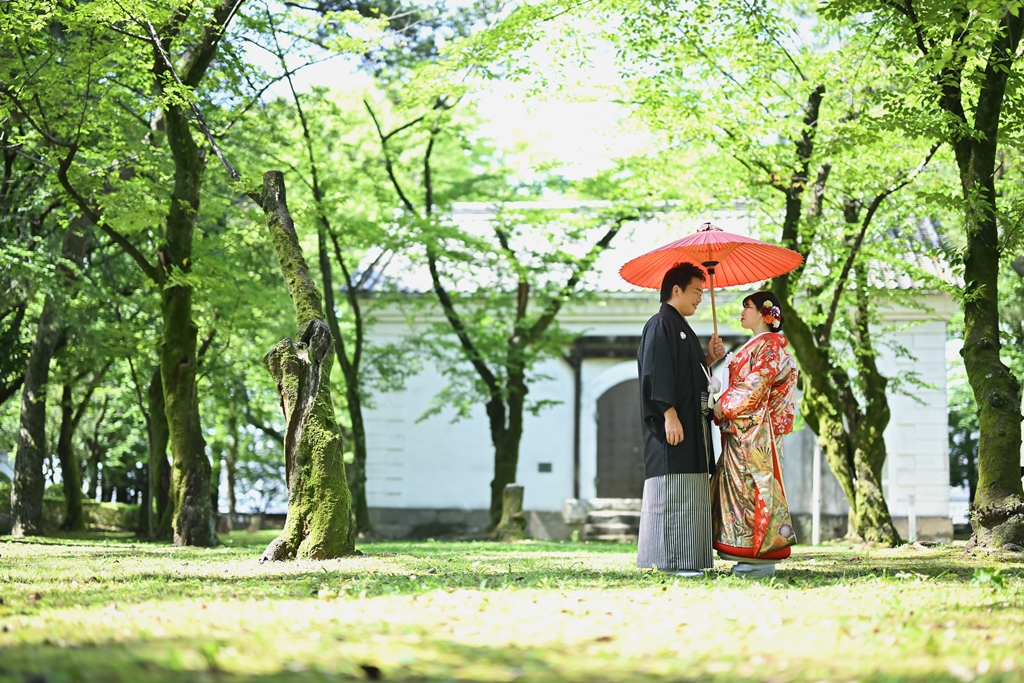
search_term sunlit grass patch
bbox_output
[0,532,1022,682]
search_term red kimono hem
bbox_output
[714,542,792,561]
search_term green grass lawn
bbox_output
[0,532,1022,682]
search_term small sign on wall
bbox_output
[538,463,552,473]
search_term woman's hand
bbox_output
[713,402,724,420]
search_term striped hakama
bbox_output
[636,393,714,571]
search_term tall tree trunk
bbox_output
[928,8,1024,549]
[783,312,860,532]
[210,443,222,515]
[769,85,905,546]
[147,367,172,539]
[491,370,527,532]
[159,99,216,548]
[226,415,238,516]
[57,384,85,531]
[259,171,353,562]
[11,299,61,536]
[962,192,1024,545]
[845,272,899,544]
[137,464,151,537]
[11,225,88,536]
[85,394,106,502]
[344,379,369,534]
[317,227,371,534]
[144,0,245,547]
[56,362,110,531]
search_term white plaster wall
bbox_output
[876,319,950,518]
[361,291,954,517]
[362,315,575,511]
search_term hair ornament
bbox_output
[760,304,782,327]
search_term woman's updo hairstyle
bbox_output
[743,291,784,332]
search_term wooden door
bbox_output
[596,380,645,498]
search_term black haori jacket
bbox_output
[637,303,714,478]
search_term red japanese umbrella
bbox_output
[619,222,803,335]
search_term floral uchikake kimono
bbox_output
[711,332,799,560]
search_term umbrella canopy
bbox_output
[619,222,803,336]
[619,222,803,289]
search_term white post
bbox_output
[908,493,917,543]
[812,440,821,546]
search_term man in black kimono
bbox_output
[636,261,725,577]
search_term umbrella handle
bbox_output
[704,262,719,338]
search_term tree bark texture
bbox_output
[259,171,354,562]
[488,370,527,530]
[770,84,900,546]
[145,0,247,547]
[157,90,216,548]
[11,226,88,537]
[11,299,61,536]
[318,226,371,534]
[845,274,899,544]
[57,384,85,531]
[948,13,1024,549]
[85,395,107,502]
[147,367,173,539]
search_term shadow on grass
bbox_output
[0,636,1014,683]
[2,560,1022,620]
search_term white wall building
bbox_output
[361,205,957,542]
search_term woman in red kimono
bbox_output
[711,291,798,578]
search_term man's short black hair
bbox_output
[660,262,706,303]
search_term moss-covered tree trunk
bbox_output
[770,84,903,546]
[11,299,61,537]
[962,189,1024,545]
[259,171,354,562]
[147,367,173,539]
[783,312,859,531]
[955,47,1024,549]
[12,226,88,537]
[144,0,246,548]
[155,78,216,546]
[57,384,85,531]
[845,273,899,544]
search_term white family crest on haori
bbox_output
[679,331,687,339]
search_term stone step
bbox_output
[585,534,638,543]
[585,510,641,526]
[583,521,641,541]
[587,498,642,512]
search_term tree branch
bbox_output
[365,101,420,217]
[427,250,501,397]
[525,212,634,344]
[245,406,284,444]
[143,19,254,199]
[819,142,941,345]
